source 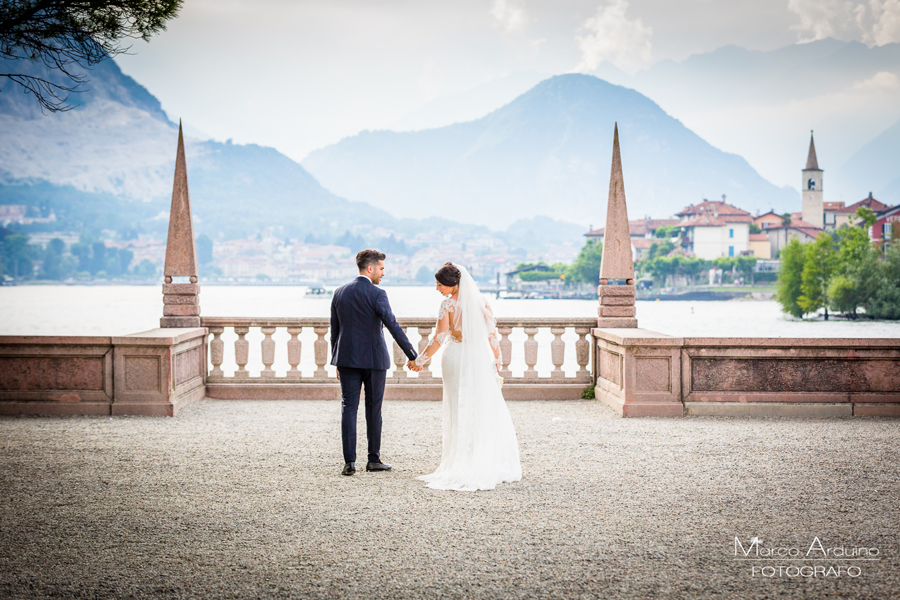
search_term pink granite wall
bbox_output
[593,329,900,417]
[681,338,900,416]
[0,328,207,417]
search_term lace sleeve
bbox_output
[415,301,452,366]
[488,329,502,369]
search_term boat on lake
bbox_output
[305,286,333,298]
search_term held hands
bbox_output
[406,359,423,372]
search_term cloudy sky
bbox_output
[116,0,900,187]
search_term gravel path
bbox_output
[1,399,898,599]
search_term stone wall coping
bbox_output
[682,337,900,348]
[111,328,208,347]
[0,335,112,345]
[592,327,683,346]
[200,317,597,328]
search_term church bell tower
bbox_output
[802,130,823,227]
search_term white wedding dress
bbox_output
[415,266,522,491]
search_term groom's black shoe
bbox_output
[366,461,392,472]
[342,462,355,476]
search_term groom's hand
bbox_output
[406,360,421,372]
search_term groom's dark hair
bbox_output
[356,249,386,271]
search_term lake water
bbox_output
[2,285,899,339]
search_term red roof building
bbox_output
[762,216,823,257]
[674,200,754,259]
[872,204,900,247]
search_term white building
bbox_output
[676,199,753,260]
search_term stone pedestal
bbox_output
[593,327,684,417]
[597,282,637,328]
[161,283,201,328]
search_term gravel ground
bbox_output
[1,399,898,600]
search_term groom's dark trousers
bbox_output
[330,276,417,464]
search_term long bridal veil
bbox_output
[420,265,522,491]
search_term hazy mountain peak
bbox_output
[303,73,795,228]
[0,55,169,123]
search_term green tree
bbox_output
[827,275,857,316]
[646,256,679,288]
[797,233,837,318]
[519,270,563,282]
[827,224,880,316]
[134,259,157,279]
[48,237,65,255]
[679,256,706,286]
[868,242,900,319]
[39,238,64,279]
[654,225,678,239]
[775,238,806,317]
[0,0,183,112]
[415,265,434,284]
[713,256,736,272]
[196,233,214,266]
[646,239,675,261]
[70,242,91,272]
[565,239,603,285]
[749,222,762,234]
[855,207,877,228]
[89,241,106,275]
[108,247,132,276]
[0,233,34,279]
[735,255,758,285]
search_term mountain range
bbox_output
[4,40,896,247]
[0,55,585,253]
[303,74,797,227]
[835,117,900,203]
[389,38,900,204]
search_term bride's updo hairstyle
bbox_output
[435,262,461,287]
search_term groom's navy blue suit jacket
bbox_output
[330,276,417,370]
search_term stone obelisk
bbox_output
[597,123,637,328]
[160,122,201,328]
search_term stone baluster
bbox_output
[261,326,276,378]
[234,326,250,379]
[209,327,224,378]
[393,328,409,378]
[417,326,433,378]
[287,326,302,379]
[575,326,592,378]
[498,326,513,378]
[523,326,539,379]
[550,326,566,379]
[313,326,329,379]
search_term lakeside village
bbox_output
[1,134,898,318]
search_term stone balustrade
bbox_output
[201,317,596,400]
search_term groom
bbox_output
[330,249,418,476]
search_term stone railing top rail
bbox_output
[200,317,598,329]
[0,328,209,347]
[0,335,113,345]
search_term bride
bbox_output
[412,262,522,491]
